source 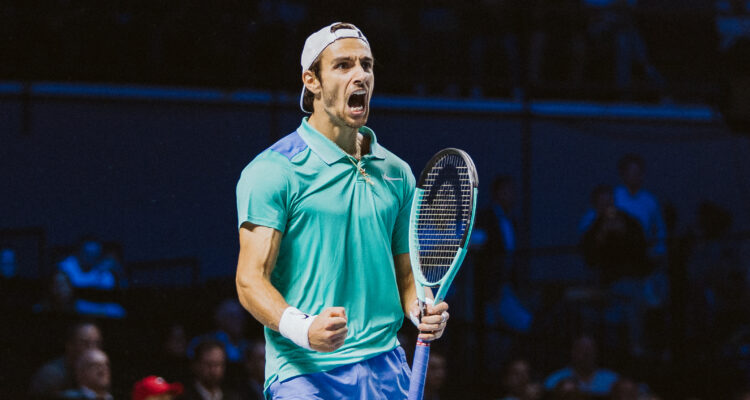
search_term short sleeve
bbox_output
[391,169,416,255]
[236,152,290,232]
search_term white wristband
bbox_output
[279,306,317,350]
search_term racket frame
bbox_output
[408,148,479,305]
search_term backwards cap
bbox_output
[299,22,369,113]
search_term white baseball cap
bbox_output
[299,22,369,113]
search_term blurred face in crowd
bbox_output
[67,324,103,360]
[503,359,531,395]
[75,349,111,393]
[620,161,644,192]
[164,324,187,357]
[494,181,515,212]
[571,336,597,375]
[306,38,374,130]
[80,240,103,267]
[194,346,226,390]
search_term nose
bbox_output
[353,63,371,85]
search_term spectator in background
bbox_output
[29,321,103,398]
[549,377,586,400]
[614,154,666,260]
[237,340,264,400]
[151,322,191,386]
[56,235,127,318]
[187,299,250,385]
[614,154,669,314]
[497,358,542,400]
[544,335,619,397]
[33,270,126,319]
[423,351,448,400]
[583,0,665,96]
[528,0,587,88]
[58,235,122,290]
[179,339,239,400]
[472,175,519,297]
[188,299,249,363]
[579,184,652,355]
[58,348,112,400]
[132,375,184,400]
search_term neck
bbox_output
[307,113,361,158]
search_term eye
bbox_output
[361,61,372,71]
[335,62,349,69]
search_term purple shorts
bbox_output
[267,346,411,399]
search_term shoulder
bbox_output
[267,130,309,162]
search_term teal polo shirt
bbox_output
[236,118,416,390]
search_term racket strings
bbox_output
[414,154,473,284]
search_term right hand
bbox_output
[308,307,348,352]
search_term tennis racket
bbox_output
[407,148,478,400]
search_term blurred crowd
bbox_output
[2,0,749,103]
[3,150,750,399]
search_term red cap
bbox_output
[132,376,183,400]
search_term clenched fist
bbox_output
[308,307,348,352]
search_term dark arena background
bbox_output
[2,1,750,399]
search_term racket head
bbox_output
[408,148,478,298]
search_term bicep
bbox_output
[237,222,282,280]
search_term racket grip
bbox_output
[407,339,431,400]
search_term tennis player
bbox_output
[235,22,450,399]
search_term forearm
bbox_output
[236,269,289,332]
[394,253,418,316]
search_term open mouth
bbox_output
[347,90,367,114]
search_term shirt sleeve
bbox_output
[392,168,416,255]
[236,152,291,232]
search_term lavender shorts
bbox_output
[267,347,411,400]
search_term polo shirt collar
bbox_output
[297,117,386,165]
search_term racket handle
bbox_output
[407,339,431,400]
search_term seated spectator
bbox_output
[58,348,112,400]
[29,321,103,398]
[132,375,184,400]
[237,340,265,400]
[497,358,542,400]
[58,235,124,291]
[187,299,250,370]
[152,322,191,385]
[33,271,126,319]
[544,335,619,397]
[179,339,240,400]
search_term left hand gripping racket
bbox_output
[407,148,478,400]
